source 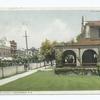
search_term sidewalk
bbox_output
[0,67,49,86]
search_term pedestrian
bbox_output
[24,62,27,71]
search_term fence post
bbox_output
[16,65,18,74]
[40,61,41,68]
[36,62,38,68]
[1,66,4,78]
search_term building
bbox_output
[0,46,11,59]
[17,47,38,58]
[25,47,39,57]
[28,47,38,56]
[55,17,100,68]
[0,37,11,60]
[0,39,17,60]
[17,49,26,58]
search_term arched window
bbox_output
[82,49,97,66]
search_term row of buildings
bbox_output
[0,38,38,60]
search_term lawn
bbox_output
[0,70,100,91]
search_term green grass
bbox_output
[0,71,100,91]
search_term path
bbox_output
[0,66,52,86]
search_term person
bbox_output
[24,62,28,71]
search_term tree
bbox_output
[55,49,63,67]
[76,33,84,42]
[40,39,57,66]
[31,53,38,63]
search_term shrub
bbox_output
[96,63,100,76]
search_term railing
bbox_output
[61,63,97,67]
[82,63,97,66]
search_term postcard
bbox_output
[0,7,100,95]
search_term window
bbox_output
[85,25,90,38]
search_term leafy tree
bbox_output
[76,33,84,42]
[55,49,63,67]
[76,34,80,42]
[40,39,57,66]
[31,53,38,62]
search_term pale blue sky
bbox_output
[0,0,100,49]
[0,10,100,49]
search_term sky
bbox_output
[0,10,100,49]
[0,0,100,49]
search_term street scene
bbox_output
[1,9,100,92]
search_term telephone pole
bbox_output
[81,16,84,34]
[24,30,29,55]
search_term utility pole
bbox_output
[24,30,30,70]
[81,16,84,34]
[24,30,29,55]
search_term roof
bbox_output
[67,38,100,46]
[86,21,100,27]
[80,38,100,45]
[55,39,100,48]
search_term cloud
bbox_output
[42,19,74,42]
[21,19,75,48]
[0,17,77,49]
